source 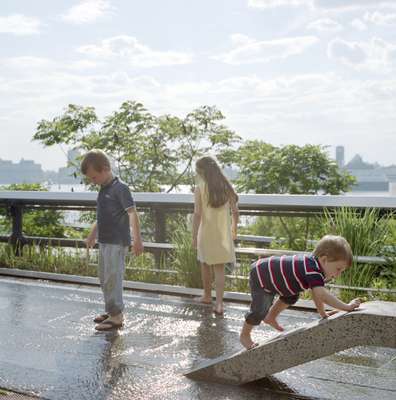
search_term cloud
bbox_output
[248,0,312,9]
[328,39,366,65]
[214,34,319,65]
[248,0,396,11]
[350,19,367,31]
[313,0,396,11]
[77,35,193,67]
[61,0,114,24]
[0,14,41,35]
[1,54,396,167]
[328,37,396,72]
[307,18,343,32]
[364,11,396,26]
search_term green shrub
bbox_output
[322,207,393,300]
[171,221,201,288]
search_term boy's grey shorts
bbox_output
[98,243,129,316]
[245,266,300,325]
[245,267,275,326]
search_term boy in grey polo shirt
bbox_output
[81,149,144,331]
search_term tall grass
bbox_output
[322,207,392,292]
[225,255,251,293]
[0,243,94,276]
[170,221,202,288]
[0,242,179,285]
[124,252,178,285]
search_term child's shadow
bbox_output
[197,316,227,359]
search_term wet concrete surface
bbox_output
[0,277,395,400]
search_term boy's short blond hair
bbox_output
[313,235,353,267]
[81,149,111,174]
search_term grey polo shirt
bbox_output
[97,177,135,246]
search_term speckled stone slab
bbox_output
[185,301,396,385]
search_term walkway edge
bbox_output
[0,267,317,311]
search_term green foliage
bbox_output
[0,243,92,275]
[275,216,322,251]
[33,102,241,192]
[322,207,392,292]
[170,220,202,288]
[227,140,355,194]
[35,104,98,146]
[0,243,178,285]
[0,183,66,237]
[241,215,323,251]
[124,252,177,285]
[225,256,250,293]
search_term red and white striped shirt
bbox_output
[255,255,325,296]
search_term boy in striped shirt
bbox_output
[240,235,361,350]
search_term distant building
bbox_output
[0,149,81,185]
[344,154,388,192]
[0,158,44,184]
[335,146,345,168]
[57,149,81,184]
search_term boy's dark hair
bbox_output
[81,149,111,174]
[313,235,353,267]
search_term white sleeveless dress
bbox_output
[197,181,236,265]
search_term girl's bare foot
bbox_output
[263,316,284,331]
[213,304,224,315]
[195,296,212,305]
[240,333,257,350]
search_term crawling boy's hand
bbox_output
[347,298,361,311]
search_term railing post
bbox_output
[9,204,26,256]
[153,207,166,267]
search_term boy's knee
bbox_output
[279,294,299,305]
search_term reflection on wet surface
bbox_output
[0,277,396,400]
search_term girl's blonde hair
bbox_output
[195,156,238,208]
[313,235,353,267]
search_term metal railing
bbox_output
[0,190,395,261]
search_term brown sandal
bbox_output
[95,320,123,331]
[93,314,109,323]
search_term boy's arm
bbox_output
[311,286,360,317]
[127,208,144,256]
[85,222,97,248]
[192,187,202,249]
[311,288,327,318]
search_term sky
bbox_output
[1,0,396,171]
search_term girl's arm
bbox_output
[192,187,202,249]
[230,197,239,241]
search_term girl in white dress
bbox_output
[192,156,239,315]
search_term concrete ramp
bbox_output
[185,301,396,385]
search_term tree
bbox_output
[228,140,355,194]
[225,140,356,250]
[33,102,241,192]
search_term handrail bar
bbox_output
[0,191,396,212]
[0,235,388,266]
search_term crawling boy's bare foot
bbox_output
[263,316,284,332]
[240,322,258,350]
[240,333,257,350]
